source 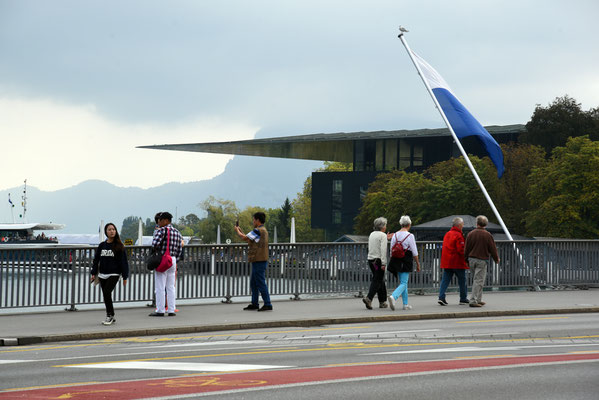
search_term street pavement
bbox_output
[1,289,598,346]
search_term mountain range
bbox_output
[1,155,323,233]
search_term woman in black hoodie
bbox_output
[90,223,129,325]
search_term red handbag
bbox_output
[156,227,173,272]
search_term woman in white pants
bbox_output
[149,212,183,317]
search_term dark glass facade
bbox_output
[313,131,520,235]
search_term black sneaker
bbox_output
[148,312,165,317]
[102,316,116,325]
[459,299,470,305]
[243,304,259,311]
[438,299,448,306]
[167,312,176,316]
[258,305,273,312]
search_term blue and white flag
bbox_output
[411,51,505,178]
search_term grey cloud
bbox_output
[0,0,598,136]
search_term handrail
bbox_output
[1,240,597,310]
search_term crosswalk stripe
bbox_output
[0,360,34,364]
[65,361,293,372]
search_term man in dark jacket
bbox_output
[465,215,499,307]
[438,217,469,306]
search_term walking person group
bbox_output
[363,215,420,311]
[437,216,499,307]
[363,215,499,311]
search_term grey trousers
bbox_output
[469,258,488,303]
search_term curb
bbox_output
[2,306,599,346]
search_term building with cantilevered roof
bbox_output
[139,123,524,239]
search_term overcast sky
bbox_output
[1,0,598,192]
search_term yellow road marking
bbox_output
[0,382,100,392]
[253,347,299,351]
[456,317,569,324]
[54,335,599,368]
[105,326,373,343]
[454,355,516,359]
[569,351,599,354]
[51,389,119,399]
[0,326,372,353]
[146,376,267,388]
[0,342,122,354]
[326,361,391,367]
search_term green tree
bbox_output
[120,216,142,241]
[520,95,599,154]
[174,213,201,238]
[494,143,546,234]
[237,205,267,242]
[422,156,499,221]
[526,136,599,238]
[320,161,353,172]
[196,197,239,243]
[179,226,195,237]
[290,173,334,242]
[354,156,504,235]
[277,197,293,242]
[178,213,201,228]
[264,207,280,242]
[354,170,430,234]
[142,217,155,235]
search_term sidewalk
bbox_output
[1,289,598,346]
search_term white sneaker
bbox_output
[403,304,413,310]
[102,316,116,325]
[387,295,396,311]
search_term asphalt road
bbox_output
[0,313,598,399]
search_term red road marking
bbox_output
[1,353,598,399]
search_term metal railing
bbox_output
[1,240,598,310]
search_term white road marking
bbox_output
[66,361,293,372]
[419,332,522,339]
[132,340,269,349]
[0,360,36,364]
[363,343,599,355]
[0,343,314,365]
[286,329,439,340]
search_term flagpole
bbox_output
[398,28,513,241]
[9,194,15,223]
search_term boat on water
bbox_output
[0,223,65,247]
[2,180,70,248]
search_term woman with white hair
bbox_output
[387,215,421,311]
[363,217,390,310]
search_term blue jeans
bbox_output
[438,269,468,302]
[391,272,410,305]
[250,261,271,306]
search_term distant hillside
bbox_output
[0,156,322,233]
